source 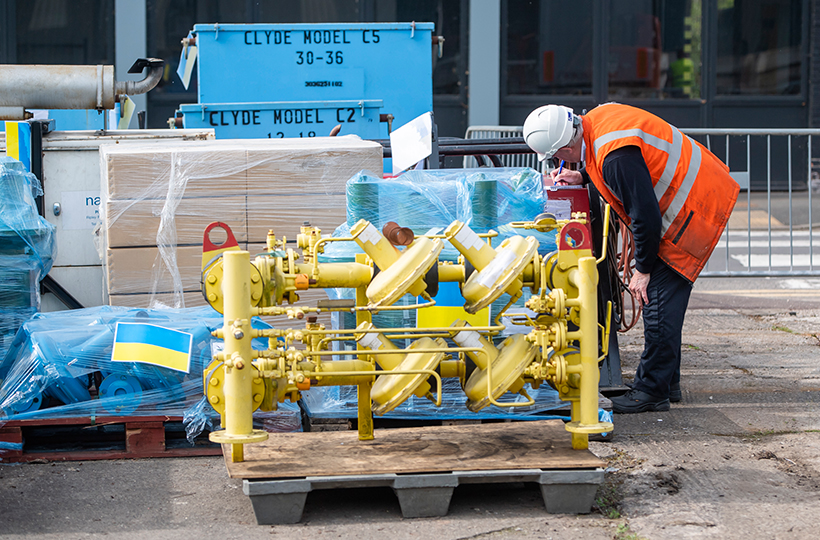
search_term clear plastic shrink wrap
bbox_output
[321,167,557,263]
[0,306,301,453]
[0,157,56,360]
[100,136,382,308]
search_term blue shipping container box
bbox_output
[188,22,434,139]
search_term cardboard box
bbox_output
[247,193,347,243]
[101,141,248,200]
[106,244,247,295]
[245,137,383,195]
[105,195,248,248]
[108,291,210,309]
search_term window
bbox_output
[15,0,114,64]
[608,0,702,100]
[505,0,593,96]
[716,0,802,95]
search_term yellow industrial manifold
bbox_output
[200,210,614,462]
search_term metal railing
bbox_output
[465,125,820,277]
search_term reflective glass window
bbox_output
[15,0,114,64]
[505,0,593,95]
[608,0,702,100]
[716,0,802,95]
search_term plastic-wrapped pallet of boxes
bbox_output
[0,157,56,360]
[99,136,383,317]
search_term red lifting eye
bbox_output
[559,223,591,251]
[203,222,239,252]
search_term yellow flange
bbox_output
[461,235,538,314]
[463,334,537,412]
[370,337,447,415]
[366,237,443,306]
[204,361,266,416]
[202,257,264,314]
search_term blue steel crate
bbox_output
[191,22,434,139]
[180,99,382,140]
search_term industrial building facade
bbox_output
[0,0,816,137]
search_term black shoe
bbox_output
[611,389,670,414]
[670,382,681,403]
[625,382,682,403]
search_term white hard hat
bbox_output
[523,105,581,161]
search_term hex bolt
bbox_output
[253,393,263,403]
[233,330,244,339]
[251,274,260,283]
[235,360,245,369]
[207,275,217,284]
[208,293,218,302]
[209,395,220,404]
[210,378,219,386]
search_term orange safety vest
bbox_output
[582,103,739,282]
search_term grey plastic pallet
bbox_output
[243,468,604,524]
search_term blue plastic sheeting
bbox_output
[0,157,56,273]
[320,168,557,264]
[0,157,57,361]
[301,378,566,421]
[0,306,301,449]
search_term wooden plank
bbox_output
[224,419,604,480]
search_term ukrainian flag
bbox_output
[111,323,193,373]
[417,281,490,328]
[3,121,32,172]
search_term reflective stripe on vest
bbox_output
[592,125,700,237]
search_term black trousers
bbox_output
[631,259,693,399]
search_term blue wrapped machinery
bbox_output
[180,22,434,139]
[321,167,557,264]
[0,306,302,454]
[0,157,56,360]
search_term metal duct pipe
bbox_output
[0,59,164,117]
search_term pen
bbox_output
[558,160,564,175]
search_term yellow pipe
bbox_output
[437,263,465,283]
[565,256,602,449]
[211,250,269,462]
[596,205,612,265]
[294,262,372,289]
[350,219,400,270]
[444,221,497,269]
[439,359,464,379]
[450,321,498,369]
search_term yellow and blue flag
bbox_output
[111,322,193,373]
[3,121,32,172]
[417,282,490,328]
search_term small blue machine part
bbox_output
[181,22,434,140]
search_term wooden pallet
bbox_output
[222,420,605,523]
[301,395,613,438]
[0,415,222,463]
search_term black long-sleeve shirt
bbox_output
[581,146,661,273]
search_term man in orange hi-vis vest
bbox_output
[524,103,739,413]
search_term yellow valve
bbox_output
[445,221,538,314]
[356,322,447,415]
[450,320,537,412]
[350,219,443,306]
